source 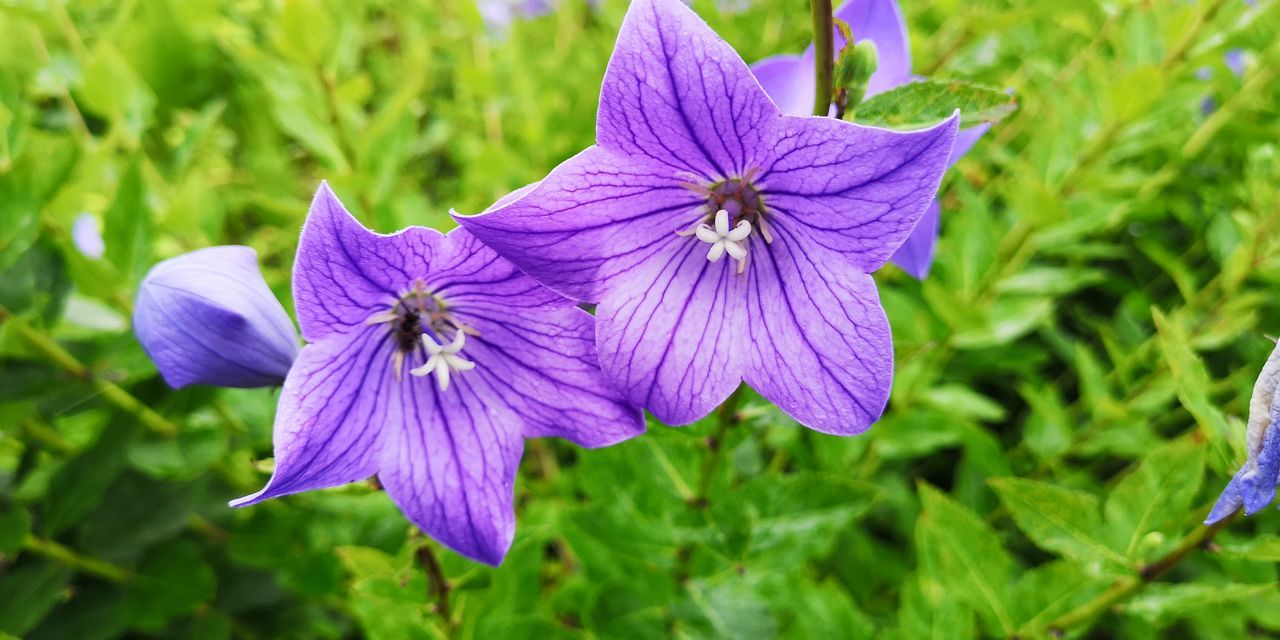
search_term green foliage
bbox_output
[854,79,1016,129]
[0,0,1278,638]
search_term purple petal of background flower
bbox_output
[71,212,105,259]
[748,0,986,280]
[459,0,957,432]
[236,184,642,565]
[133,246,300,389]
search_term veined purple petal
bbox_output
[596,0,778,181]
[750,54,814,118]
[134,246,300,389]
[379,374,524,566]
[743,228,891,433]
[762,112,959,273]
[595,242,748,425]
[1205,470,1244,525]
[456,146,701,302]
[889,200,938,279]
[230,329,392,506]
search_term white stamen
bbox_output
[694,209,751,269]
[409,331,475,391]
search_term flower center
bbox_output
[678,169,772,273]
[365,281,476,388]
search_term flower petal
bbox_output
[749,53,814,117]
[294,184,408,341]
[455,146,700,302]
[597,0,778,180]
[379,375,524,566]
[761,113,959,273]
[595,243,747,426]
[888,200,938,279]
[1205,470,1244,525]
[134,246,300,389]
[832,0,913,96]
[1241,400,1280,514]
[231,328,392,506]
[742,226,892,434]
[456,305,644,448]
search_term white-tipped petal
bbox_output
[707,242,727,262]
[695,224,720,243]
[714,209,730,236]
[727,220,752,242]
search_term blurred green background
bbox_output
[1,0,1279,637]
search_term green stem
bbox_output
[23,535,132,583]
[415,542,455,634]
[691,385,746,509]
[1035,513,1236,635]
[18,417,78,456]
[0,305,178,438]
[810,0,834,116]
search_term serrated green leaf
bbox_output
[855,79,1015,129]
[988,477,1129,569]
[915,483,1015,637]
[1103,438,1207,559]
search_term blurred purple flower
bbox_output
[1207,341,1280,524]
[457,0,957,434]
[134,246,300,389]
[233,184,642,565]
[749,0,987,279]
[71,213,105,259]
[1225,49,1246,78]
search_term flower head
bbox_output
[134,246,300,389]
[457,0,958,434]
[749,0,987,279]
[1206,340,1280,524]
[233,184,643,565]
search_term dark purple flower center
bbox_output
[707,177,765,224]
[383,290,459,355]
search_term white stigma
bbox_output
[695,209,751,266]
[409,331,475,391]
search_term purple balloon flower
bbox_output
[71,213,105,260]
[134,245,300,389]
[233,184,643,565]
[457,0,958,434]
[750,0,987,279]
[1206,341,1280,524]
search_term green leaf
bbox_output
[988,477,1129,569]
[42,418,134,536]
[0,503,30,555]
[335,546,441,640]
[854,79,1016,129]
[915,483,1015,637]
[0,561,70,636]
[101,160,152,285]
[123,540,216,629]
[1122,583,1274,624]
[1103,438,1206,559]
[1152,309,1233,465]
[1218,534,1280,562]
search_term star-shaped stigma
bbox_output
[694,209,752,268]
[410,331,476,391]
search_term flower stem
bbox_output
[0,305,178,438]
[415,542,454,633]
[1034,512,1236,635]
[691,385,746,509]
[810,0,834,116]
[23,535,132,583]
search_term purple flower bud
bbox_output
[134,246,300,389]
[1206,340,1280,524]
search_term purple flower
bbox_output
[456,0,958,433]
[134,246,300,389]
[749,0,987,279]
[1225,49,1246,78]
[1207,341,1280,524]
[71,213,105,259]
[232,184,643,565]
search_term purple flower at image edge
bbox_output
[749,0,988,279]
[232,184,643,565]
[134,246,300,389]
[1206,341,1280,524]
[457,0,958,434]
